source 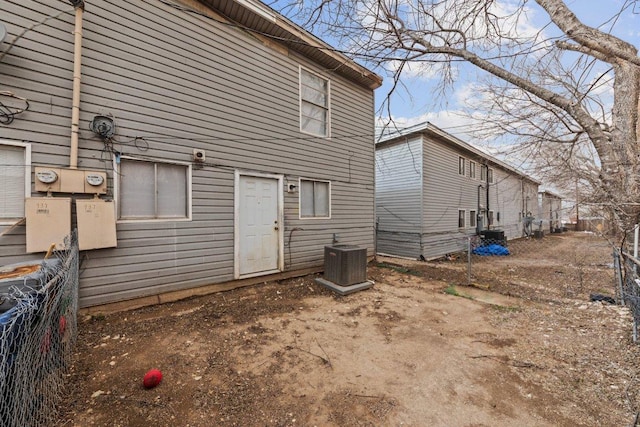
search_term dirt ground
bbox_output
[57,232,640,426]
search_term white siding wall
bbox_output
[0,0,376,307]
[492,169,522,240]
[375,137,423,257]
[539,193,562,233]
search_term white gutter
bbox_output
[69,2,85,169]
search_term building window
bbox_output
[488,168,494,183]
[300,68,330,137]
[300,179,330,218]
[117,158,191,221]
[458,157,465,176]
[488,210,494,226]
[480,166,486,181]
[0,141,30,222]
[469,161,476,179]
[470,210,476,227]
[458,209,465,228]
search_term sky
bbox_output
[375,1,640,139]
[274,0,640,145]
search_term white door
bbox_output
[238,175,280,276]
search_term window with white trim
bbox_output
[470,210,477,227]
[117,158,191,220]
[300,68,330,136]
[0,142,30,222]
[488,168,494,183]
[458,157,465,176]
[488,210,494,226]
[300,179,330,218]
[469,161,476,179]
[458,209,465,228]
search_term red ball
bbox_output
[142,369,163,389]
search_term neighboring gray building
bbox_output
[538,190,564,233]
[375,122,539,260]
[0,0,381,308]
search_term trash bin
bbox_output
[480,230,506,247]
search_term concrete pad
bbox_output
[314,278,374,296]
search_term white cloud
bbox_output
[379,109,483,142]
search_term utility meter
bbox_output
[36,169,59,184]
[86,173,105,186]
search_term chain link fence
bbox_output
[0,234,79,427]
[411,230,615,308]
[377,229,615,297]
[616,226,640,343]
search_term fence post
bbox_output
[634,224,639,275]
[467,237,472,286]
[613,249,625,305]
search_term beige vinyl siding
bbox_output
[0,0,377,307]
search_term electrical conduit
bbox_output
[69,2,85,169]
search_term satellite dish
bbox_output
[0,23,6,44]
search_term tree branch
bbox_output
[536,0,640,66]
[555,41,610,62]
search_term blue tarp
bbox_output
[472,244,510,256]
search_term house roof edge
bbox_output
[377,121,541,185]
[195,0,382,90]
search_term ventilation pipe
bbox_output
[69,1,85,169]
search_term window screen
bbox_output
[0,145,27,219]
[300,179,330,218]
[300,69,329,136]
[458,210,465,228]
[458,157,465,175]
[119,158,189,220]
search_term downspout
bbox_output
[476,184,483,235]
[69,1,85,169]
[521,179,525,215]
[419,137,424,259]
[485,165,490,229]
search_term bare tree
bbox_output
[277,0,640,236]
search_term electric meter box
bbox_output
[34,167,62,192]
[25,197,71,253]
[76,199,117,250]
[84,171,107,194]
[34,167,107,194]
[59,169,86,193]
